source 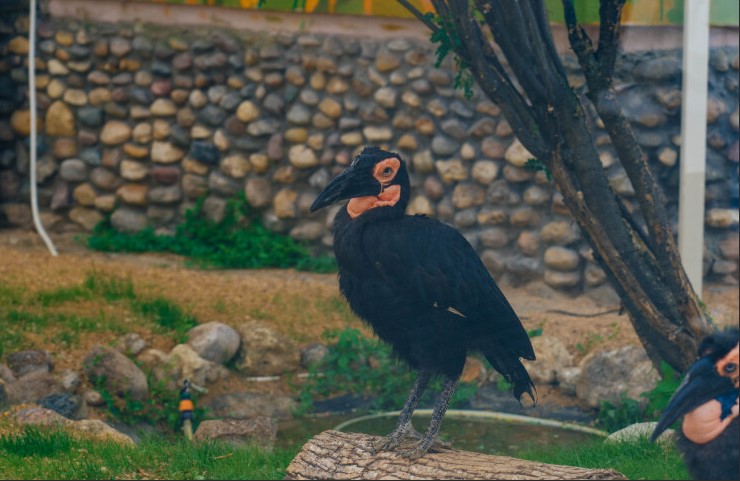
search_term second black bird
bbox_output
[652,328,739,480]
[310,147,536,458]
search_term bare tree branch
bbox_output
[564,0,710,337]
[562,0,597,71]
[532,0,569,80]
[549,148,698,368]
[436,0,549,157]
[595,0,626,89]
[396,0,439,33]
[516,0,564,101]
[475,1,549,104]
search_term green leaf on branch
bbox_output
[524,158,552,181]
[426,11,475,99]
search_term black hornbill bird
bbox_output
[310,147,536,458]
[651,328,739,480]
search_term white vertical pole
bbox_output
[679,0,709,297]
[29,0,58,256]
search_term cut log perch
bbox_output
[284,431,627,480]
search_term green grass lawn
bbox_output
[0,427,299,480]
[0,426,687,480]
[519,436,689,480]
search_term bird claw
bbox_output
[389,436,453,459]
[396,436,451,459]
[371,432,406,454]
[428,437,452,451]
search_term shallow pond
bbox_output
[278,410,603,456]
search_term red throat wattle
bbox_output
[347,185,401,218]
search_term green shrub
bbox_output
[596,361,682,433]
[96,373,206,433]
[35,271,135,306]
[87,195,337,272]
[596,395,645,433]
[131,297,198,341]
[643,360,682,419]
[83,270,136,302]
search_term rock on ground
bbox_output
[576,345,660,409]
[5,371,66,404]
[112,333,148,357]
[12,406,135,445]
[300,343,329,369]
[83,346,149,401]
[186,322,241,364]
[7,350,53,377]
[606,422,675,444]
[152,344,229,391]
[193,418,276,448]
[522,336,573,385]
[37,393,87,420]
[0,364,16,384]
[234,320,300,376]
[558,367,581,396]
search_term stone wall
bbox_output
[1,10,738,292]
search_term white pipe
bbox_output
[678,0,709,296]
[332,409,608,437]
[28,0,58,256]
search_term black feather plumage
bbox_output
[652,327,739,480]
[311,147,536,457]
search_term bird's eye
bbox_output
[725,363,737,373]
[383,167,393,175]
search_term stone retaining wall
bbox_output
[1,11,738,292]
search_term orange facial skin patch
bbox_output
[716,343,739,388]
[372,158,400,183]
[347,157,402,219]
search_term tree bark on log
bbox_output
[284,431,626,480]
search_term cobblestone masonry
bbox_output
[1,12,738,292]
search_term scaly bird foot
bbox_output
[395,436,453,459]
[371,429,411,454]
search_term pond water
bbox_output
[278,411,602,456]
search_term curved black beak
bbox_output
[309,164,381,213]
[651,358,736,441]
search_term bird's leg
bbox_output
[398,376,458,459]
[371,370,430,454]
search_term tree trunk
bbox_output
[284,431,626,480]
[398,0,713,373]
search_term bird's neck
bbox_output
[333,202,406,234]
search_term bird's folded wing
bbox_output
[362,216,520,325]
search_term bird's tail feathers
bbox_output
[485,349,537,406]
